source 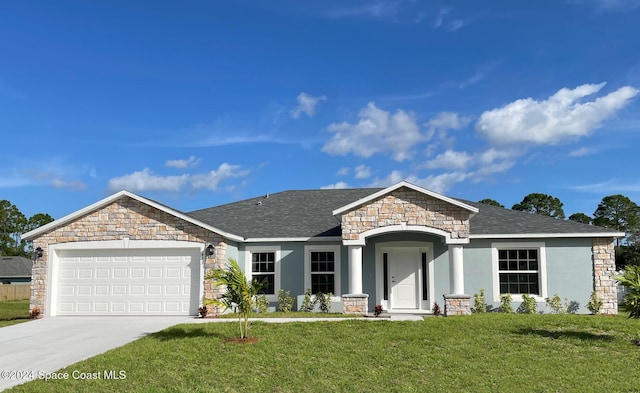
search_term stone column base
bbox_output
[342,294,369,314]
[443,294,471,316]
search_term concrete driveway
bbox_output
[0,316,192,391]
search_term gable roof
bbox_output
[0,256,32,278]
[332,181,478,217]
[189,187,623,240]
[188,188,377,240]
[21,190,244,242]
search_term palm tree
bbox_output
[206,258,263,338]
[617,265,640,319]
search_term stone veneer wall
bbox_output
[341,187,471,241]
[592,238,617,315]
[30,196,227,316]
[342,294,369,314]
[443,294,472,316]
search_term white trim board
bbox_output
[21,190,244,242]
[332,180,478,217]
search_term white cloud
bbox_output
[369,170,471,194]
[569,147,593,157]
[425,150,472,170]
[50,178,87,190]
[337,167,350,176]
[108,168,189,192]
[425,111,470,140]
[108,163,249,192]
[476,83,640,146]
[354,164,372,179]
[165,156,200,169]
[323,102,424,161]
[449,19,467,31]
[291,92,327,119]
[325,1,403,19]
[190,163,250,191]
[321,181,350,189]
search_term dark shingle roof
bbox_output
[188,188,379,238]
[0,256,32,278]
[187,188,621,239]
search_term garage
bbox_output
[52,248,201,316]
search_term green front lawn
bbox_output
[9,313,640,392]
[0,300,30,327]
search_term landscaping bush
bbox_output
[586,290,603,315]
[472,289,487,313]
[500,293,513,313]
[518,294,537,314]
[277,289,294,313]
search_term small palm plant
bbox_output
[206,258,264,338]
[616,265,640,319]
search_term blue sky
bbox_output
[2,0,640,220]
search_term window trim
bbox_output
[245,245,281,302]
[304,245,341,296]
[491,242,547,302]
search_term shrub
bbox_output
[255,295,269,313]
[277,289,294,313]
[586,290,603,315]
[472,289,487,313]
[545,293,566,314]
[198,306,208,318]
[29,307,41,319]
[316,292,333,313]
[374,304,383,317]
[500,293,513,313]
[432,302,441,316]
[300,289,316,312]
[518,294,537,314]
[616,265,640,318]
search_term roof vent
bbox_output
[256,201,262,206]
[265,193,269,199]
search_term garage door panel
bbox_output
[55,248,200,316]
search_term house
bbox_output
[0,256,33,285]
[21,181,622,317]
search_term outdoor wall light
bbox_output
[206,244,214,256]
[33,247,43,260]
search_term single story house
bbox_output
[0,256,33,285]
[22,181,622,317]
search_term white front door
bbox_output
[390,248,418,309]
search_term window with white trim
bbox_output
[252,251,275,295]
[492,242,547,301]
[245,246,281,300]
[304,245,340,295]
[498,249,539,295]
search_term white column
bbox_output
[348,245,363,294]
[448,244,464,294]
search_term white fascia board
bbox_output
[21,190,244,242]
[470,232,626,239]
[243,236,343,243]
[332,180,478,216]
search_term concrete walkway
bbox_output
[0,316,191,391]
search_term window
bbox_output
[305,245,341,295]
[252,252,275,295]
[492,242,547,301]
[245,246,281,300]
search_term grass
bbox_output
[215,311,363,319]
[0,300,30,327]
[8,313,640,392]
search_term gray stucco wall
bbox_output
[464,238,594,314]
[236,241,346,309]
[231,235,595,314]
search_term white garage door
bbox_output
[55,248,201,316]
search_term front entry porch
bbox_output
[376,242,434,313]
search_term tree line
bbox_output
[479,193,640,269]
[0,200,54,258]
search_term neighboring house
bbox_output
[0,256,33,284]
[21,181,622,317]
